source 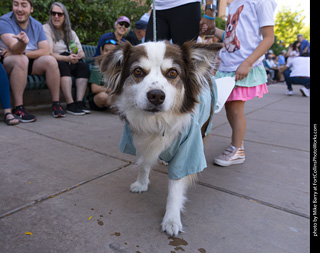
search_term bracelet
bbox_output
[203,14,215,20]
[222,31,225,41]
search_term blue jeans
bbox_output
[283,69,310,91]
[0,62,11,110]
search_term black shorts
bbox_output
[28,59,34,75]
[145,2,201,45]
[57,60,90,79]
[89,98,107,111]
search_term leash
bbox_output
[152,0,156,41]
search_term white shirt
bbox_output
[287,57,310,77]
[219,0,277,72]
[266,58,277,68]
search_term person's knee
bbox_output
[3,55,28,74]
[44,55,59,70]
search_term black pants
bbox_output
[57,60,90,79]
[145,2,201,45]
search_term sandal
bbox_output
[4,112,19,126]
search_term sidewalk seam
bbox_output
[0,163,130,220]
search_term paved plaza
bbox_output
[0,83,310,252]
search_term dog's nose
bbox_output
[147,89,166,106]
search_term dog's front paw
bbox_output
[130,181,148,193]
[161,217,183,237]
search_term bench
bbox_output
[26,44,96,90]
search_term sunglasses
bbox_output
[118,22,129,28]
[105,39,118,45]
[51,11,64,17]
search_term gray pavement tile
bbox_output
[202,135,309,216]
[13,111,133,162]
[0,126,129,215]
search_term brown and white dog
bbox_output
[97,41,222,236]
[223,5,244,53]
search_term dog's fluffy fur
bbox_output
[97,41,222,236]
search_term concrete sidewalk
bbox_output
[0,83,310,253]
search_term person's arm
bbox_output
[199,0,216,35]
[25,40,50,59]
[0,31,28,54]
[91,83,108,94]
[235,26,274,81]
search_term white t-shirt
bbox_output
[287,57,310,77]
[266,59,276,68]
[219,0,277,72]
[154,0,200,10]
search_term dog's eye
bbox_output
[133,68,143,77]
[167,69,178,79]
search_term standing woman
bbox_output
[43,2,90,115]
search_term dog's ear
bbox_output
[179,41,223,113]
[95,42,132,100]
[181,41,223,76]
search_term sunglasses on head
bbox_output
[118,22,129,28]
[51,11,64,17]
[105,39,118,45]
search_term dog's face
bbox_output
[97,41,222,116]
[225,5,244,38]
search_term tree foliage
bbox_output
[274,6,309,47]
[0,0,151,45]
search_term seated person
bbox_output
[87,40,118,111]
[265,51,278,82]
[94,16,130,57]
[125,20,147,45]
[43,2,90,116]
[0,0,65,122]
[0,62,19,126]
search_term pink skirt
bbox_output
[227,83,268,102]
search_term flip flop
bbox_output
[4,112,19,126]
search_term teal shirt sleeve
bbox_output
[119,76,217,180]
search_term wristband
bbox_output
[203,14,215,21]
[222,31,225,41]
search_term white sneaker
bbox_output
[286,90,294,96]
[300,87,310,97]
[213,145,245,167]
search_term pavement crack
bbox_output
[196,181,310,219]
[0,164,130,220]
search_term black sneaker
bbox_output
[76,101,91,114]
[12,105,37,123]
[52,102,65,118]
[66,102,85,116]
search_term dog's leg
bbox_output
[161,174,196,236]
[130,156,153,193]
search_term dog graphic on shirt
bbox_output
[223,5,244,53]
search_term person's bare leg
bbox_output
[75,78,88,102]
[31,55,60,102]
[60,76,74,104]
[225,100,246,148]
[93,92,109,108]
[3,55,28,107]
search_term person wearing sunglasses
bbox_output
[87,40,118,111]
[0,0,65,121]
[94,16,130,57]
[43,2,91,116]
